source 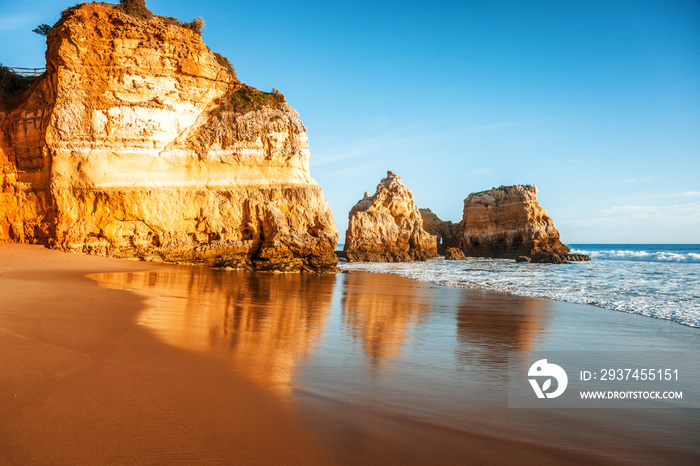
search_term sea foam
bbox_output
[570,248,700,263]
[340,245,700,329]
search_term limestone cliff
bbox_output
[419,208,461,254]
[344,171,437,262]
[0,2,337,271]
[460,185,570,259]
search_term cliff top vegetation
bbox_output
[225,86,286,115]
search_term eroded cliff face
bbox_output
[343,171,437,262]
[460,185,570,259]
[0,3,337,271]
[419,207,461,255]
[0,70,56,244]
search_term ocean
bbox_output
[339,244,700,328]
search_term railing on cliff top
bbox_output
[6,67,46,77]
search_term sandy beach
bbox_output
[0,244,329,465]
[2,244,699,465]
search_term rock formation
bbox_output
[344,171,437,262]
[418,208,444,236]
[444,247,467,260]
[460,185,572,260]
[0,2,337,271]
[419,208,461,254]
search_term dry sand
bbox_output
[1,244,698,465]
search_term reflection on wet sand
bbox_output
[10,246,697,464]
[341,272,433,369]
[454,289,551,370]
[92,267,550,393]
[88,268,700,464]
[91,267,336,394]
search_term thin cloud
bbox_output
[312,138,401,166]
[600,201,700,220]
[312,117,555,167]
[311,126,430,166]
[318,160,381,178]
[672,191,700,197]
[619,176,655,184]
[453,116,556,135]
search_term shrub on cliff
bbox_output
[187,17,205,34]
[32,24,51,36]
[157,15,205,36]
[226,86,286,114]
[118,0,153,19]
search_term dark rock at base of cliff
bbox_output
[529,252,567,264]
[566,254,591,262]
[517,252,591,264]
[445,247,467,261]
[345,250,436,263]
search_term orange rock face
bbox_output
[0,3,337,271]
[460,185,570,258]
[344,171,438,262]
[419,208,461,254]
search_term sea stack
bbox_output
[0,2,337,271]
[460,185,572,261]
[344,171,438,262]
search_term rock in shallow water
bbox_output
[445,247,467,261]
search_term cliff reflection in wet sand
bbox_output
[342,272,433,368]
[454,289,551,370]
[91,267,335,394]
[92,268,551,400]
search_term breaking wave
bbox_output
[570,248,700,263]
[339,244,700,329]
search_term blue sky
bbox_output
[2,0,699,243]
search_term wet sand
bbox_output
[2,244,699,465]
[0,244,328,465]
